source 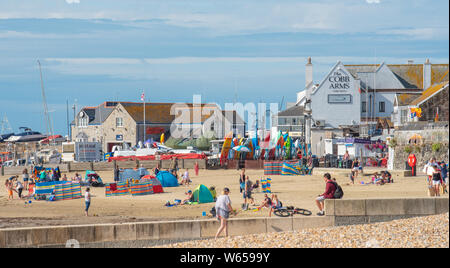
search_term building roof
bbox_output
[73,102,117,125]
[395,93,422,106]
[410,82,449,106]
[121,103,175,124]
[277,105,304,117]
[345,63,449,89]
[121,102,231,125]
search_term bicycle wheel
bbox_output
[274,209,292,217]
[294,208,312,216]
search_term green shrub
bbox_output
[388,138,398,148]
[404,146,412,154]
[432,143,442,152]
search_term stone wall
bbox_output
[392,125,449,170]
[1,197,447,248]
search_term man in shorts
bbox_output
[315,173,336,216]
[243,176,254,210]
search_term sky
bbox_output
[0,0,448,135]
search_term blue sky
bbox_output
[0,0,448,135]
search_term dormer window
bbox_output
[78,111,88,128]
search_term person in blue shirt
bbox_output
[440,162,448,194]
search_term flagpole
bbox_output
[143,89,146,143]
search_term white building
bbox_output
[293,58,448,156]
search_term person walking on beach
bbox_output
[315,173,336,216]
[239,169,246,193]
[243,175,254,209]
[194,161,199,176]
[440,161,448,194]
[424,158,438,186]
[215,187,233,239]
[84,187,91,216]
[22,168,29,191]
[170,157,178,174]
[351,158,361,179]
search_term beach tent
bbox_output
[192,184,214,204]
[156,171,179,187]
[141,175,164,193]
[119,168,149,182]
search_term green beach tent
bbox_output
[192,184,214,204]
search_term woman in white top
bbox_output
[215,188,233,239]
[84,188,91,216]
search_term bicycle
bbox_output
[273,206,312,217]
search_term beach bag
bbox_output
[331,182,344,199]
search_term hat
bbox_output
[187,190,192,193]
[223,187,230,193]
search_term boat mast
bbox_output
[37,60,54,143]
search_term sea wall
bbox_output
[1,159,208,176]
[1,197,447,248]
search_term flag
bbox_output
[435,108,439,122]
[140,91,145,102]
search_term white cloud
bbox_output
[366,0,381,3]
[65,0,80,4]
[43,56,449,81]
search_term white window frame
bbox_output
[116,117,124,128]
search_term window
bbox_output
[401,109,408,124]
[78,117,88,128]
[278,118,286,125]
[362,101,367,113]
[379,102,386,113]
[116,117,123,127]
[210,123,215,131]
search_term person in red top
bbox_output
[194,161,199,176]
[315,173,336,216]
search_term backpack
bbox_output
[331,181,344,199]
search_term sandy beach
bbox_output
[0,168,442,229]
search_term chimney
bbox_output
[407,59,414,65]
[423,58,431,89]
[305,57,313,88]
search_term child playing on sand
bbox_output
[349,171,355,184]
[181,169,191,186]
[5,178,14,201]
